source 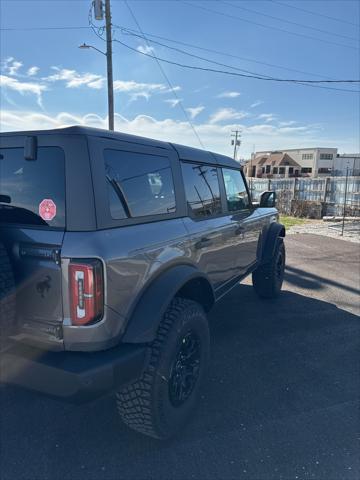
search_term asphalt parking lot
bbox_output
[1,234,359,480]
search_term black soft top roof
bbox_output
[0,126,240,168]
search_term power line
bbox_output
[122,0,206,149]
[120,28,277,79]
[1,22,339,79]
[118,27,360,85]
[181,1,359,51]
[112,38,359,93]
[272,0,360,28]
[1,22,354,81]
[222,1,358,42]
[0,26,91,31]
[114,24,337,80]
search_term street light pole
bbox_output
[341,163,350,236]
[105,0,114,131]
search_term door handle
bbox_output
[195,237,213,249]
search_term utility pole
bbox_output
[105,0,114,130]
[231,130,241,160]
[82,1,114,130]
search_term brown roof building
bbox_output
[244,152,302,178]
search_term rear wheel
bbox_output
[116,298,210,439]
[252,239,285,299]
[0,242,16,350]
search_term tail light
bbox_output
[69,260,104,326]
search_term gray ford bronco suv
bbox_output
[0,126,285,439]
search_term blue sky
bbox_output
[0,0,359,158]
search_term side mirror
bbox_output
[259,190,276,208]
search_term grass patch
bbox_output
[279,215,307,229]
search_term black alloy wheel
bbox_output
[169,331,201,407]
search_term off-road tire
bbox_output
[0,242,15,348]
[116,298,210,439]
[252,238,285,299]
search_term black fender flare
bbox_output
[122,265,215,344]
[260,222,285,264]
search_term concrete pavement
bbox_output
[1,234,359,480]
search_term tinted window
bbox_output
[0,147,65,228]
[222,168,250,212]
[104,149,176,219]
[181,162,221,218]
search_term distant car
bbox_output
[0,127,285,439]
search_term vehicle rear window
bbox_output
[104,149,176,219]
[0,147,65,228]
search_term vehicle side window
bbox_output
[181,162,222,218]
[104,149,176,219]
[222,168,250,212]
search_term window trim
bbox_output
[180,160,224,221]
[88,137,186,230]
[0,137,80,232]
[105,148,177,220]
[220,167,253,215]
[0,143,67,232]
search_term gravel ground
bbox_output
[287,220,360,244]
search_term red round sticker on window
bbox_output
[39,199,57,221]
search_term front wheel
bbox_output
[116,298,210,439]
[252,239,285,299]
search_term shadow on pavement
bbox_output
[285,265,360,295]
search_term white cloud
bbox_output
[278,120,297,127]
[0,109,339,158]
[44,67,104,89]
[250,100,264,108]
[258,113,276,123]
[43,66,179,100]
[113,80,166,93]
[35,63,181,102]
[113,80,168,101]
[217,91,241,98]
[27,66,40,77]
[2,58,23,76]
[0,75,46,107]
[169,86,181,92]
[165,99,182,108]
[209,108,248,124]
[137,45,155,55]
[186,106,205,119]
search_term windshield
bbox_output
[0,146,66,228]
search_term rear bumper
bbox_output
[0,342,146,403]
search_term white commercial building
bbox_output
[333,154,360,176]
[280,148,338,176]
[245,148,359,178]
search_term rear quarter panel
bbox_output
[61,218,191,341]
